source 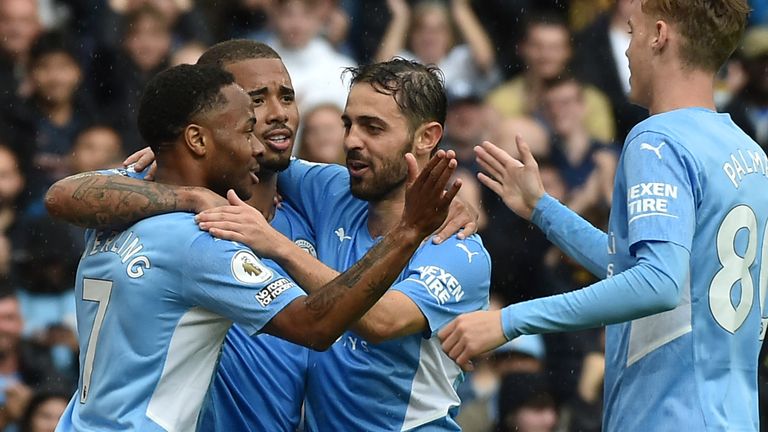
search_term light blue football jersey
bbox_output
[55,211,305,432]
[279,161,491,431]
[604,108,768,431]
[198,201,314,432]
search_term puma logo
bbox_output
[640,142,666,160]
[456,243,479,263]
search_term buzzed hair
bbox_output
[137,64,235,154]
[197,39,281,67]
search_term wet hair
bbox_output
[641,0,749,72]
[197,39,281,66]
[344,58,447,133]
[137,64,235,154]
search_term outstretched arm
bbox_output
[451,0,495,72]
[375,0,410,62]
[45,171,225,229]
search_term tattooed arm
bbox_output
[263,151,462,350]
[44,172,224,229]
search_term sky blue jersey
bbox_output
[279,160,491,431]
[602,108,768,431]
[198,202,315,432]
[56,205,305,430]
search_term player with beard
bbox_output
[46,43,478,430]
[53,63,461,431]
[195,59,492,431]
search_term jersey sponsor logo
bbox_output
[415,266,465,305]
[295,239,317,257]
[627,182,680,224]
[639,142,666,159]
[255,278,294,307]
[231,250,272,284]
[334,227,352,242]
[456,243,480,263]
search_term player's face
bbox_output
[224,58,298,173]
[625,0,653,108]
[342,83,413,202]
[204,84,264,200]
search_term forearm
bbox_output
[375,15,409,62]
[270,238,339,293]
[300,226,423,346]
[532,194,609,277]
[452,2,495,71]
[501,242,688,340]
[45,172,200,229]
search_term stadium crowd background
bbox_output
[0,0,765,430]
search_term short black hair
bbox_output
[28,31,80,69]
[137,64,235,154]
[197,39,281,66]
[523,12,570,40]
[344,58,447,133]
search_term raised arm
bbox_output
[44,171,224,229]
[265,151,462,349]
[375,0,411,62]
[451,0,495,72]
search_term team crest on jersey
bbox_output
[294,239,317,257]
[231,250,272,284]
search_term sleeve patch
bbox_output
[255,278,295,307]
[231,250,273,284]
[414,266,465,305]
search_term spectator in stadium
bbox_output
[376,0,499,97]
[90,4,172,153]
[490,115,551,160]
[573,0,648,142]
[724,26,768,151]
[541,75,616,219]
[297,103,345,165]
[261,0,356,112]
[443,92,493,172]
[485,13,616,144]
[0,289,74,431]
[25,32,94,197]
[69,125,124,175]
[0,146,25,240]
[19,391,69,432]
[0,0,41,100]
[495,373,558,432]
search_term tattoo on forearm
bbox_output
[65,176,181,228]
[304,235,402,318]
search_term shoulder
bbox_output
[411,234,491,279]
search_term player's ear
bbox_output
[652,19,669,53]
[184,124,208,156]
[413,121,443,157]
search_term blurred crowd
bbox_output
[0,0,765,431]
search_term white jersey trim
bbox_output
[402,337,461,430]
[626,275,692,366]
[146,307,231,431]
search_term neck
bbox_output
[367,186,406,238]
[154,148,209,191]
[246,170,278,220]
[39,99,73,126]
[648,67,716,115]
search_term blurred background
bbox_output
[0,0,765,431]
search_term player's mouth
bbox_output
[347,160,369,177]
[263,128,292,152]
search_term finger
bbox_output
[227,189,248,206]
[207,228,246,244]
[475,147,505,181]
[404,153,419,187]
[458,220,478,239]
[480,140,522,169]
[440,178,462,207]
[145,162,158,181]
[448,338,466,361]
[122,148,145,167]
[515,135,538,167]
[438,320,456,341]
[477,172,503,196]
[196,206,244,219]
[198,221,243,232]
[433,158,457,192]
[433,205,468,244]
[455,350,475,371]
[416,150,447,188]
[137,150,156,171]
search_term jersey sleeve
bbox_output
[277,159,350,229]
[622,132,700,252]
[391,235,491,336]
[181,233,306,335]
